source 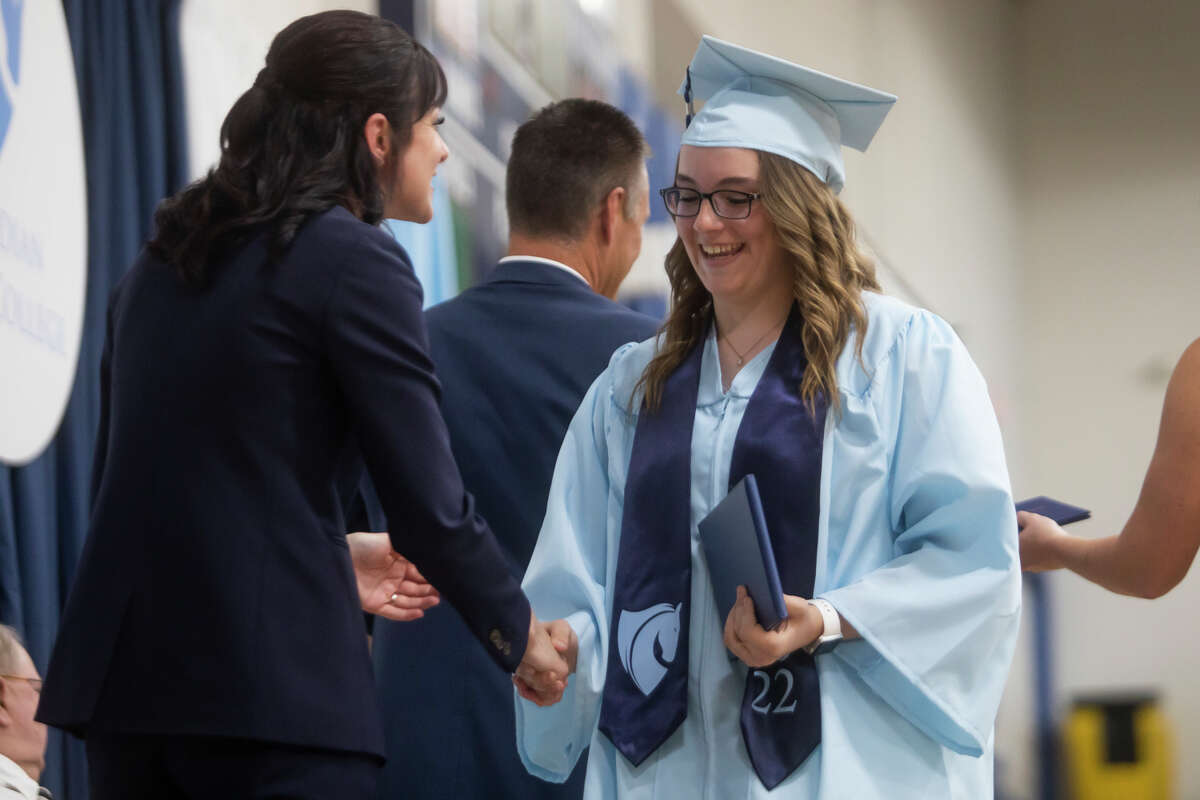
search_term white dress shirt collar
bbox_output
[0,754,43,800]
[497,255,590,288]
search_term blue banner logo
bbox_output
[0,0,23,152]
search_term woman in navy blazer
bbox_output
[36,11,566,798]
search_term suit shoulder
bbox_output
[423,288,492,345]
[601,300,660,339]
[562,291,659,341]
[108,247,170,319]
[297,207,414,274]
[424,285,475,321]
[597,308,659,362]
[114,247,157,295]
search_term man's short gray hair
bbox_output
[506,98,651,242]
[0,624,25,673]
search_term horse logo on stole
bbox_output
[616,602,683,696]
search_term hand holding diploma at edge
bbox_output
[1016,339,1200,597]
[1016,497,1093,574]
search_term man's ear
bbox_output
[601,186,626,245]
[363,112,392,165]
[0,681,12,728]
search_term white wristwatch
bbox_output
[802,598,843,656]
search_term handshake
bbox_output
[346,532,576,706]
[512,612,577,707]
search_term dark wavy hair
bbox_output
[150,10,447,286]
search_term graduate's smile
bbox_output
[699,242,745,260]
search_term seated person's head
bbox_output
[506,99,651,296]
[0,625,46,781]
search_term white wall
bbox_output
[179,0,377,180]
[1021,0,1200,796]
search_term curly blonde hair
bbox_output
[636,151,879,414]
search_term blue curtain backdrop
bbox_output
[0,1,188,796]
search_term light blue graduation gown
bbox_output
[515,292,1021,798]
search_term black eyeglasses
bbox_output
[0,675,42,693]
[659,187,761,220]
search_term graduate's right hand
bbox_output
[513,611,570,706]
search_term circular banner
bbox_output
[0,0,88,466]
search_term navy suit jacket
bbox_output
[370,260,658,799]
[36,207,530,759]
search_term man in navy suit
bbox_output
[370,100,660,800]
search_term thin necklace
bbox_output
[718,313,789,367]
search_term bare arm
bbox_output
[1019,339,1200,597]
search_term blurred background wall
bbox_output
[1019,1,1200,797]
[2,0,1197,797]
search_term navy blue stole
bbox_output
[598,307,826,789]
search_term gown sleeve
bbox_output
[819,309,1021,757]
[514,345,636,782]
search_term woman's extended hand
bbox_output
[347,531,440,621]
[724,587,823,668]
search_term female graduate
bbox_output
[513,36,1021,798]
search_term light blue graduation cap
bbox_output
[678,36,897,193]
